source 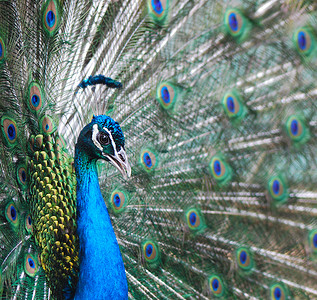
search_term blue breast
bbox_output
[74,152,128,299]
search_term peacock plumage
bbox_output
[0,0,317,299]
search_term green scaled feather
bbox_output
[28,132,78,298]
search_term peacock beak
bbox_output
[103,148,131,180]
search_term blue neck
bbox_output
[74,147,128,299]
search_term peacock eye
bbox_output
[97,132,110,145]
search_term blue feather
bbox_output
[74,116,128,299]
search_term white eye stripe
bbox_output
[118,148,126,161]
[92,124,121,156]
[103,127,117,155]
[92,124,103,151]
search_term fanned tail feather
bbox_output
[1,0,317,299]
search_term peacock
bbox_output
[1,0,317,299]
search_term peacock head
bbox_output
[76,115,131,179]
